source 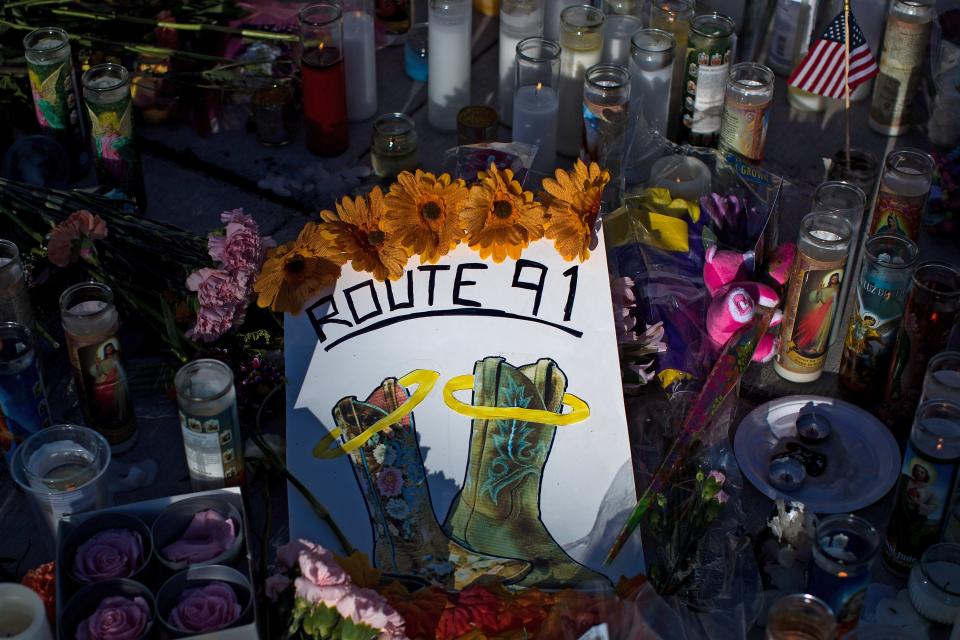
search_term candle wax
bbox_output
[558,42,602,157]
[343,11,378,122]
[428,8,472,131]
[649,155,712,202]
[498,5,544,125]
[302,47,350,156]
[512,84,559,173]
[602,17,642,65]
[630,61,673,136]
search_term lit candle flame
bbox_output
[319,41,325,52]
[838,571,848,578]
[536,82,542,93]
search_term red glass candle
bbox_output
[300,3,350,156]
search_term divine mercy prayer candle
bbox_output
[629,29,675,137]
[429,0,472,131]
[300,3,350,156]
[512,37,560,173]
[343,0,378,122]
[499,0,543,126]
[558,5,604,157]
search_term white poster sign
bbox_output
[285,235,643,589]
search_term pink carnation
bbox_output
[293,577,351,607]
[48,210,108,267]
[376,468,404,497]
[335,588,406,637]
[707,471,726,486]
[219,208,258,230]
[276,539,322,570]
[265,574,290,602]
[208,209,275,274]
[299,549,349,588]
[186,304,237,343]
[186,268,248,308]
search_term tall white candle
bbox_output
[602,14,643,65]
[499,0,544,125]
[544,0,581,42]
[343,7,378,121]
[558,6,604,157]
[428,0,472,131]
[629,30,675,136]
[513,83,559,172]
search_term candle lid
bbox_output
[796,402,832,444]
[768,454,806,491]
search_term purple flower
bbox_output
[708,471,726,486]
[186,268,248,308]
[76,595,150,640]
[294,577,351,607]
[265,574,290,602]
[187,304,237,343]
[74,529,144,583]
[376,467,404,497]
[160,509,237,564]
[168,582,241,634]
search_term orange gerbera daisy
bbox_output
[253,222,343,314]
[383,170,468,263]
[321,187,409,281]
[541,160,611,262]
[459,164,545,263]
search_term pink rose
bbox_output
[187,304,237,343]
[186,268,247,308]
[265,574,290,602]
[76,595,151,640]
[376,467,404,498]
[293,577,351,607]
[160,509,236,564]
[335,587,405,636]
[74,529,144,583]
[48,210,108,267]
[168,582,241,634]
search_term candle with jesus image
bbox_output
[774,213,852,383]
[300,2,350,156]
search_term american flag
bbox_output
[788,11,879,99]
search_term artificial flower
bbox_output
[47,210,108,267]
[384,170,468,264]
[372,443,396,466]
[21,561,55,623]
[74,529,144,583]
[541,160,610,262]
[376,467,404,497]
[322,187,409,281]
[459,164,544,263]
[186,268,248,308]
[160,509,236,563]
[385,498,410,520]
[253,223,343,314]
[168,582,241,634]
[76,595,151,640]
[633,187,700,222]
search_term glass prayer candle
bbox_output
[766,0,817,76]
[82,64,147,211]
[774,213,852,383]
[376,0,412,42]
[811,180,868,346]
[0,240,34,328]
[602,14,643,65]
[558,5,605,157]
[343,0,378,122]
[649,154,712,201]
[544,0,582,43]
[499,0,544,126]
[474,0,500,15]
[868,148,935,242]
[807,514,881,636]
[457,105,498,145]
[175,359,244,490]
[881,262,960,434]
[922,352,960,407]
[765,593,836,640]
[908,543,960,624]
[404,22,429,82]
[0,582,52,640]
[23,27,88,178]
[512,37,561,174]
[428,0,472,131]
[718,62,774,163]
[59,282,137,451]
[680,13,735,147]
[650,0,694,141]
[371,112,419,177]
[883,401,960,575]
[582,63,631,173]
[0,322,50,462]
[251,79,296,147]
[869,0,935,137]
[604,0,639,14]
[629,29,675,137]
[300,2,350,156]
[828,148,880,210]
[839,234,919,403]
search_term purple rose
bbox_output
[161,509,237,564]
[74,529,144,583]
[186,268,247,308]
[168,582,241,634]
[76,595,151,640]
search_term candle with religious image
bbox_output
[880,262,960,435]
[23,27,88,178]
[82,64,147,211]
[0,322,50,462]
[343,0,378,122]
[807,514,881,636]
[60,282,137,452]
[300,2,350,156]
[883,401,960,576]
[499,0,544,126]
[558,5,604,157]
[428,0,472,131]
[628,29,675,137]
[512,37,560,173]
[680,13,735,147]
[838,234,919,404]
[774,213,852,383]
[868,148,935,242]
[650,0,695,141]
[718,62,774,163]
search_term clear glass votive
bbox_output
[371,112,418,178]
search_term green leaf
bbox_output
[302,602,341,638]
[336,618,379,640]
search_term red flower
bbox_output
[21,561,56,623]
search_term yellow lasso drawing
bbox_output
[312,369,440,460]
[442,375,590,425]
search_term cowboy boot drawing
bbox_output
[333,377,531,590]
[443,356,608,589]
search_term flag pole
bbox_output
[843,0,852,169]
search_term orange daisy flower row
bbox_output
[254,160,610,314]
